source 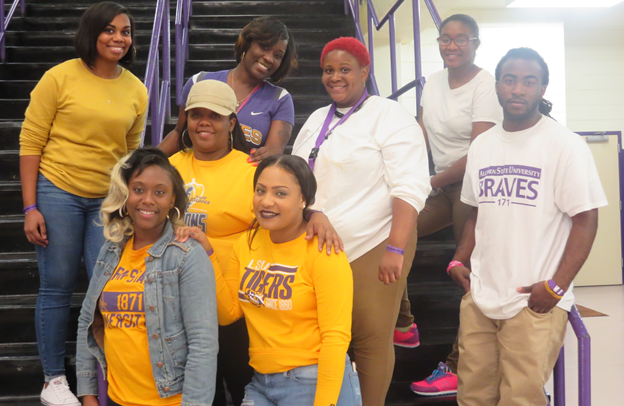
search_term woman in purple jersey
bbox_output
[159,17,297,162]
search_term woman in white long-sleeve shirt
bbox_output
[292,37,431,406]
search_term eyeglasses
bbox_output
[437,36,478,47]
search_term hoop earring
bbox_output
[229,131,233,150]
[132,45,137,58]
[118,206,126,217]
[181,129,191,150]
[171,207,181,222]
[241,51,246,61]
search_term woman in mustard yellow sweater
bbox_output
[176,155,361,406]
[18,3,147,404]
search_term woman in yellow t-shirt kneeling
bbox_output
[177,155,361,406]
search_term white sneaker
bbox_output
[40,375,81,406]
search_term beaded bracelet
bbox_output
[544,280,565,299]
[23,204,38,214]
[386,245,405,255]
[206,249,214,257]
[447,260,464,275]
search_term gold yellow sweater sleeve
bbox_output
[210,248,243,326]
[19,59,148,198]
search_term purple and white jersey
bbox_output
[181,70,295,151]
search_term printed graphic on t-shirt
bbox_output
[239,259,296,311]
[478,164,540,207]
[184,178,209,232]
[100,267,145,329]
[241,124,263,146]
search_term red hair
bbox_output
[320,37,371,68]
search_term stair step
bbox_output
[0,343,78,398]
[0,252,89,295]
[0,294,84,344]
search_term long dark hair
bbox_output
[74,1,136,69]
[179,112,249,153]
[495,47,553,118]
[247,155,317,247]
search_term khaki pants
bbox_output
[350,227,418,406]
[457,293,568,406]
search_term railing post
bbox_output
[1,0,5,63]
[162,0,171,121]
[412,0,423,111]
[388,14,397,94]
[424,0,442,30]
[569,306,591,406]
[150,55,161,146]
[554,347,566,406]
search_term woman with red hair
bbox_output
[293,37,431,406]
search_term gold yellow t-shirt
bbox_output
[169,149,255,271]
[214,229,354,406]
[100,237,182,406]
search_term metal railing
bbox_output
[142,0,172,146]
[343,0,441,106]
[175,0,192,104]
[554,304,591,406]
[0,0,25,62]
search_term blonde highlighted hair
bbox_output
[100,147,188,243]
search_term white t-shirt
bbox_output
[461,116,608,319]
[421,69,502,174]
[293,96,431,261]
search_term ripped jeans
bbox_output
[242,355,362,406]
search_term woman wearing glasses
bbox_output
[399,14,502,397]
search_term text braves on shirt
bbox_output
[478,165,541,207]
[238,259,296,311]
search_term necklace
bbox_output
[227,71,258,107]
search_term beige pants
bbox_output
[350,227,418,406]
[457,293,568,406]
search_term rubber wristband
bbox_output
[23,204,37,214]
[206,249,214,257]
[545,280,564,299]
[447,260,464,275]
[304,209,321,222]
[386,245,405,255]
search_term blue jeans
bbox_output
[242,355,362,406]
[35,174,105,380]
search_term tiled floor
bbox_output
[545,285,624,406]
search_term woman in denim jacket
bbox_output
[76,147,218,406]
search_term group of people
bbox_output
[18,2,606,406]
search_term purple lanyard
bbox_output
[308,89,368,170]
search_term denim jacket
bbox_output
[76,223,218,406]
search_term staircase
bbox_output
[0,1,460,405]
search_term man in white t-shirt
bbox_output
[447,48,607,406]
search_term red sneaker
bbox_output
[410,362,457,396]
[393,323,420,348]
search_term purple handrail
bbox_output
[344,0,441,107]
[175,0,192,104]
[0,0,25,62]
[552,304,591,406]
[142,0,172,146]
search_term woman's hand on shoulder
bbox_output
[174,226,212,252]
[305,211,344,255]
[378,251,403,285]
[24,209,48,247]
